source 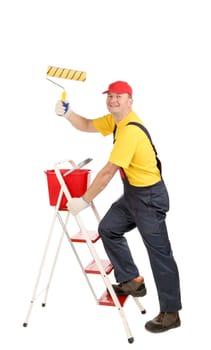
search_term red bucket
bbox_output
[45,169,91,210]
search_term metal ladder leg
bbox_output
[41,211,71,307]
[23,210,59,327]
[23,187,66,326]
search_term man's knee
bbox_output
[98,217,108,238]
[98,214,117,240]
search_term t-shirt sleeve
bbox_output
[92,114,115,136]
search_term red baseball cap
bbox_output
[102,81,133,96]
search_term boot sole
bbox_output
[107,285,147,297]
[145,318,181,333]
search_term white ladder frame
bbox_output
[23,159,146,344]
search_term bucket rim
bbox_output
[44,168,91,174]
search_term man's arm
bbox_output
[55,100,97,132]
[66,161,119,215]
[65,111,97,132]
[83,161,119,202]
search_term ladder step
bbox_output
[85,259,113,274]
[71,230,100,243]
[98,291,128,306]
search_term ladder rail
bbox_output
[54,161,135,340]
[73,211,134,341]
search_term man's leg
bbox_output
[132,181,181,312]
[128,180,182,332]
[98,196,139,283]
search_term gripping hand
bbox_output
[67,197,90,215]
[55,100,72,117]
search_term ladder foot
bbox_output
[42,303,46,307]
[23,322,28,327]
[141,310,146,314]
[128,337,134,344]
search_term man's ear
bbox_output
[128,97,133,107]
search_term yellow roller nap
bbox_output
[47,66,87,82]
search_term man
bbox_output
[55,80,182,333]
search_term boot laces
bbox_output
[155,312,165,322]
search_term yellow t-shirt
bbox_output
[92,111,161,186]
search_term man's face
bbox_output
[106,93,133,118]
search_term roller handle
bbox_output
[61,90,69,113]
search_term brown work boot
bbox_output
[108,277,147,297]
[145,312,181,333]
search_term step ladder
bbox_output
[23,159,146,344]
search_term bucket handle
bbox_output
[64,158,92,176]
[55,159,77,167]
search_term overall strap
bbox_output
[113,124,117,144]
[112,124,126,179]
[126,121,162,174]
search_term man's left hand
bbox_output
[67,197,90,215]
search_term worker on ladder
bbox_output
[55,80,182,333]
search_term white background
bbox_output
[1,0,211,349]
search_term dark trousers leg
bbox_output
[129,180,182,312]
[98,196,140,282]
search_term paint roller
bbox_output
[46,65,87,111]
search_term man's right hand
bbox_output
[55,100,72,117]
